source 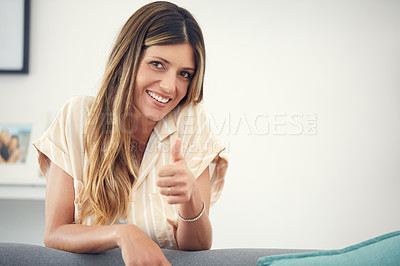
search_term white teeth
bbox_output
[147,90,170,103]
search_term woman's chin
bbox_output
[143,112,166,124]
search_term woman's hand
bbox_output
[157,139,212,250]
[157,138,196,205]
[117,224,170,266]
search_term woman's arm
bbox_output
[175,167,212,250]
[157,139,212,250]
[45,162,170,265]
[44,162,117,252]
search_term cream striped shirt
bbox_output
[33,95,228,249]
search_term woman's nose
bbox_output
[159,72,176,92]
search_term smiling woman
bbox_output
[134,43,195,126]
[32,1,228,265]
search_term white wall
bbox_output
[1,0,399,250]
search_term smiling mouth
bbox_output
[146,90,171,104]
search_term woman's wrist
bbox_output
[114,224,134,248]
[113,224,124,248]
[178,184,204,219]
[178,200,205,222]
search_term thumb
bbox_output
[170,138,183,163]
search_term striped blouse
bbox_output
[33,95,228,249]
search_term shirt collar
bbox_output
[152,106,179,142]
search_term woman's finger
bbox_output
[158,164,186,177]
[156,177,176,188]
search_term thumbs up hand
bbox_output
[157,138,196,205]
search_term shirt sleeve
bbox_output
[32,96,90,183]
[177,103,228,206]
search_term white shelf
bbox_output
[0,178,46,200]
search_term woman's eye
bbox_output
[180,71,191,79]
[150,61,163,69]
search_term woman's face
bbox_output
[0,131,10,145]
[9,137,18,150]
[133,43,195,126]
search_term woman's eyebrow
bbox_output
[150,56,195,72]
[183,67,196,72]
[151,56,170,64]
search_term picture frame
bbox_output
[0,124,31,164]
[0,121,45,186]
[0,0,30,74]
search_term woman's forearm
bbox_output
[175,186,212,250]
[45,223,169,264]
[157,146,213,251]
[44,223,125,253]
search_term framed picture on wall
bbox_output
[0,0,30,74]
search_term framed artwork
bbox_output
[0,124,32,164]
[0,0,30,74]
[0,123,44,185]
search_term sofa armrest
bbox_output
[0,243,314,265]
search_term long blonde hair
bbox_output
[77,1,206,225]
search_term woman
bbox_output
[7,135,22,163]
[0,130,10,163]
[33,1,227,265]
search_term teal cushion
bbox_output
[258,230,400,266]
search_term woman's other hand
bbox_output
[45,162,170,266]
[117,224,170,266]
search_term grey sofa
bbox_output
[0,243,314,265]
